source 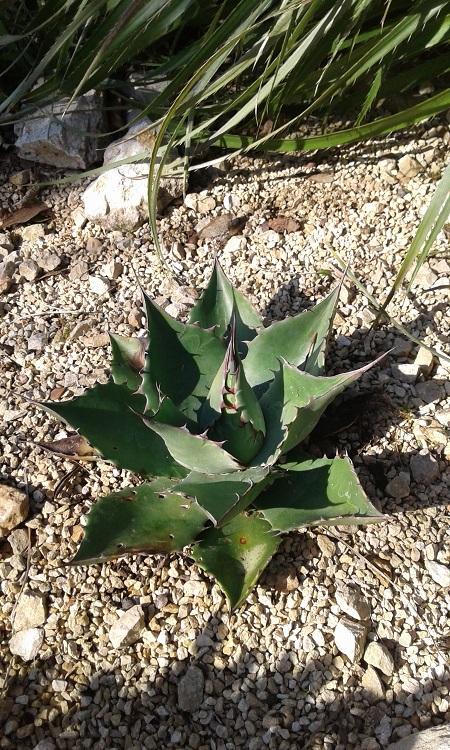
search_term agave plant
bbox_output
[39,260,385,609]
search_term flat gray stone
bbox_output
[14,91,103,169]
[410,450,440,484]
[386,475,410,499]
[177,666,204,713]
[387,726,450,750]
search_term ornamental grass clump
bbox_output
[39,260,385,609]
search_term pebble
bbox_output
[362,666,386,701]
[335,583,371,621]
[398,154,421,180]
[128,307,144,328]
[69,260,89,281]
[177,666,204,713]
[334,617,369,662]
[364,641,395,676]
[109,605,144,648]
[88,275,111,295]
[0,484,29,538]
[316,533,336,558]
[414,348,435,375]
[19,259,41,281]
[0,260,15,293]
[424,559,450,587]
[391,363,419,384]
[410,450,440,483]
[27,332,47,351]
[7,528,29,555]
[20,223,46,242]
[38,253,61,272]
[9,627,44,661]
[385,475,410,499]
[12,590,47,630]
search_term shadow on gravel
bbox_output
[1,628,449,750]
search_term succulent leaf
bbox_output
[109,333,145,391]
[139,418,243,474]
[71,479,210,564]
[254,454,386,531]
[40,382,187,478]
[203,326,266,464]
[170,467,273,526]
[191,513,281,610]
[243,287,340,397]
[142,291,226,419]
[253,354,385,465]
[189,258,262,353]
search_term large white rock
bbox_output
[364,641,395,676]
[12,590,47,631]
[109,605,144,648]
[334,617,369,662]
[83,119,183,230]
[9,628,44,661]
[387,726,450,750]
[15,91,103,169]
[0,484,29,538]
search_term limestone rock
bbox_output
[335,584,371,621]
[364,641,395,676]
[19,224,46,243]
[13,590,47,631]
[334,617,369,662]
[14,91,103,169]
[386,726,450,750]
[177,666,204,713]
[8,528,29,555]
[0,484,29,538]
[362,666,385,701]
[83,118,183,230]
[425,559,450,587]
[88,275,110,296]
[109,605,144,648]
[38,253,61,272]
[19,259,41,281]
[27,332,47,351]
[410,450,440,484]
[398,154,421,181]
[9,628,44,661]
[414,348,435,375]
[317,534,336,558]
[0,260,15,293]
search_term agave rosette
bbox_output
[39,260,385,609]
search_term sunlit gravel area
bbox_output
[1,115,450,750]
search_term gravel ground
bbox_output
[1,115,450,750]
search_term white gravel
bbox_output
[1,114,450,749]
